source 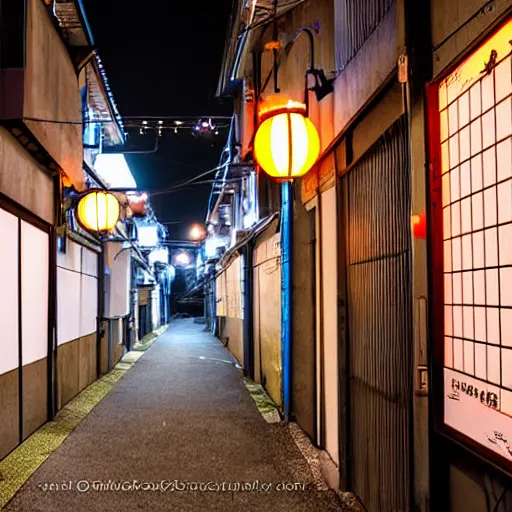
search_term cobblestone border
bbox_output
[242,378,282,424]
[287,423,366,511]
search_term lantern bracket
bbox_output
[284,27,335,113]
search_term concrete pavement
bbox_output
[4,318,345,511]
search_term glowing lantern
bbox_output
[76,190,120,233]
[254,97,320,179]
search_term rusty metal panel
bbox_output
[342,115,412,511]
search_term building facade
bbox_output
[0,0,169,462]
[212,1,512,511]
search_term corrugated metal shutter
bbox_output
[334,0,395,70]
[342,115,412,511]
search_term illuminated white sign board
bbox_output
[436,20,512,467]
[138,226,159,247]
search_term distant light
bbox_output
[174,120,184,125]
[175,252,190,266]
[142,120,148,125]
[202,121,209,128]
[205,237,221,258]
[215,131,219,135]
[190,224,206,241]
[149,248,169,265]
[158,120,164,125]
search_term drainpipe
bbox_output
[281,181,292,421]
[212,275,218,336]
[49,173,60,419]
[317,185,325,448]
[96,245,105,377]
[243,243,254,379]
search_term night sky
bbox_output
[82,0,233,239]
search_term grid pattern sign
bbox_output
[438,19,512,464]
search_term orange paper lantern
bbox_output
[254,99,320,179]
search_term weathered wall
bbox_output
[57,240,98,346]
[291,181,316,440]
[57,333,96,409]
[20,220,49,440]
[239,0,335,155]
[301,0,399,205]
[24,0,84,189]
[0,369,19,460]
[0,203,50,458]
[22,358,47,440]
[56,240,98,407]
[332,2,397,138]
[104,242,131,318]
[216,256,244,365]
[350,80,404,164]
[0,128,53,223]
[320,185,339,466]
[223,317,244,366]
[253,233,282,407]
[431,0,511,78]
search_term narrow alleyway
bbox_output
[5,319,344,512]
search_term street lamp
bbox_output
[190,224,206,241]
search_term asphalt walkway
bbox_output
[5,318,344,511]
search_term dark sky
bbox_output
[82,0,233,239]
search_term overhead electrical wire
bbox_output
[148,161,236,197]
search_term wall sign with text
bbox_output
[431,18,512,472]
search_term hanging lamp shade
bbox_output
[76,190,120,233]
[254,98,320,179]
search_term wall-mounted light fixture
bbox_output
[254,26,333,180]
[254,96,320,179]
[76,190,120,233]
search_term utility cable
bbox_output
[148,162,233,197]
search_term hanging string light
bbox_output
[122,116,231,139]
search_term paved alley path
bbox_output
[5,319,344,511]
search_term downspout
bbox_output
[243,243,254,379]
[317,185,325,447]
[212,274,218,336]
[204,280,209,330]
[96,245,105,377]
[281,181,292,421]
[49,173,60,419]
